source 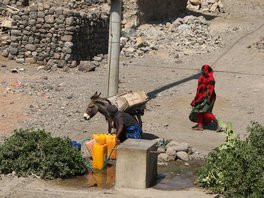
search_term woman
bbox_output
[85,105,142,157]
[190,64,222,132]
[107,105,142,142]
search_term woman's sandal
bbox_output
[192,126,204,131]
[216,127,223,132]
[192,124,199,129]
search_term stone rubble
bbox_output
[156,139,203,166]
[187,0,225,13]
[121,15,222,59]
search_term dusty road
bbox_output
[0,0,264,197]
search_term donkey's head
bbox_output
[83,92,101,120]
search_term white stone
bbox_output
[158,153,169,162]
[157,147,166,153]
[166,147,177,161]
[176,151,189,161]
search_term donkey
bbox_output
[83,92,146,133]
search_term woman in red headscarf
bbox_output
[190,64,222,131]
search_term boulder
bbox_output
[158,153,169,163]
[176,151,189,161]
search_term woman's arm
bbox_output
[115,116,124,140]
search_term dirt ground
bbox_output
[0,0,264,197]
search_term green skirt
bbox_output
[189,98,215,123]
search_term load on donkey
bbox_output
[83,90,149,133]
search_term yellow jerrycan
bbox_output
[92,143,107,170]
[105,134,117,160]
[93,134,106,145]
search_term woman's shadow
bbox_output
[203,122,218,131]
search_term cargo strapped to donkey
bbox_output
[107,91,149,112]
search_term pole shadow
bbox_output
[142,132,160,140]
[147,72,200,100]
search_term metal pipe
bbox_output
[107,0,122,97]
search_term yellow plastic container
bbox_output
[92,143,107,170]
[85,138,97,156]
[93,134,106,145]
[105,134,117,160]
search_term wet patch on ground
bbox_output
[49,164,115,189]
[154,160,204,190]
[50,160,204,190]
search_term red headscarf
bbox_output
[191,64,216,106]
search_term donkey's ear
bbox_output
[98,92,101,97]
[91,91,98,99]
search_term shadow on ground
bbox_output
[142,132,160,140]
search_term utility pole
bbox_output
[107,0,122,97]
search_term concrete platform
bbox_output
[115,138,157,189]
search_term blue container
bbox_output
[71,140,81,151]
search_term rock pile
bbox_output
[187,0,224,13]
[121,15,221,59]
[156,139,203,166]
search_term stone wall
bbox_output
[1,2,109,68]
[0,0,28,16]
[1,0,189,68]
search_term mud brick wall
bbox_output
[3,3,109,68]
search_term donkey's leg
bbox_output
[107,118,113,133]
[136,115,143,128]
[136,115,143,137]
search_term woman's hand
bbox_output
[116,138,120,145]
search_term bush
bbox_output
[198,122,264,197]
[0,129,86,179]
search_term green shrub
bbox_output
[198,122,264,197]
[0,129,86,179]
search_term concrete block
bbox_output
[115,139,157,189]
